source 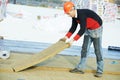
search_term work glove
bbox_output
[59,36,68,42]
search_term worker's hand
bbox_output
[59,36,68,42]
[66,39,75,47]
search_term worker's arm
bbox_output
[65,18,78,38]
[67,15,87,46]
[59,18,78,42]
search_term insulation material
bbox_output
[12,41,69,72]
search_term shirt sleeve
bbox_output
[73,14,86,41]
[66,14,86,41]
[65,18,78,38]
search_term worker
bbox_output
[60,1,104,77]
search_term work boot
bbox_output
[69,68,84,74]
[94,72,103,77]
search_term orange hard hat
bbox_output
[64,1,74,14]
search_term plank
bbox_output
[12,41,69,72]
